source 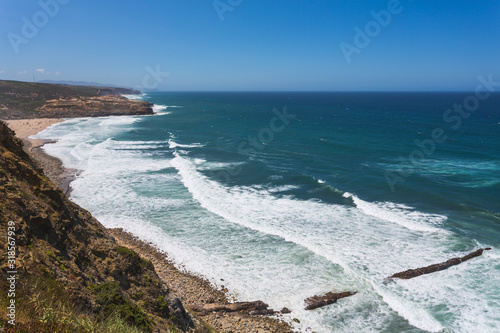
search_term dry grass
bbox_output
[0,275,156,333]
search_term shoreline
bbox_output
[109,228,293,333]
[4,118,76,195]
[2,116,294,333]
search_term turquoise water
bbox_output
[35,92,500,332]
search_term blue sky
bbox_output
[1,0,499,91]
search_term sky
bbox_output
[0,0,499,91]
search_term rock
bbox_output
[304,291,357,310]
[166,297,194,331]
[280,307,292,314]
[249,309,277,316]
[37,96,153,118]
[387,248,492,280]
[191,301,269,314]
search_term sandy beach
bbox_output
[4,118,62,138]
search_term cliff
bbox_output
[0,80,153,119]
[0,121,201,332]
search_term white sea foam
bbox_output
[195,160,245,171]
[168,139,205,149]
[343,192,446,233]
[267,184,301,193]
[152,104,170,114]
[33,118,500,332]
[170,153,462,332]
[122,93,146,100]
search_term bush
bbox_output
[90,281,153,332]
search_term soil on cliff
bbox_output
[0,121,199,332]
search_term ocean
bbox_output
[33,92,500,332]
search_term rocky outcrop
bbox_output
[36,95,153,118]
[387,248,492,280]
[191,301,270,314]
[304,291,357,310]
[0,121,193,331]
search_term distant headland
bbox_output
[0,79,154,120]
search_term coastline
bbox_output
[110,228,293,333]
[4,116,294,333]
[4,118,76,195]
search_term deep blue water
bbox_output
[36,92,500,332]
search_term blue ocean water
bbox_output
[34,92,500,332]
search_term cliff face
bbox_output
[0,121,194,332]
[36,95,153,118]
[0,80,153,119]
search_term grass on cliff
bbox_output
[0,275,159,333]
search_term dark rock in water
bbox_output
[388,248,492,280]
[280,307,292,314]
[304,291,357,310]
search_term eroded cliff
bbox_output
[0,121,197,332]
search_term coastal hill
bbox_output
[0,80,153,119]
[0,121,199,332]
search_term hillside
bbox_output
[0,121,201,332]
[0,80,153,119]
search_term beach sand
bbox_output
[4,118,62,138]
[3,117,294,333]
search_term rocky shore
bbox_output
[110,229,293,333]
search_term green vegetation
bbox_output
[0,276,145,333]
[45,250,56,259]
[116,246,153,270]
[89,281,153,332]
[141,258,154,269]
[116,246,137,257]
[154,296,168,313]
